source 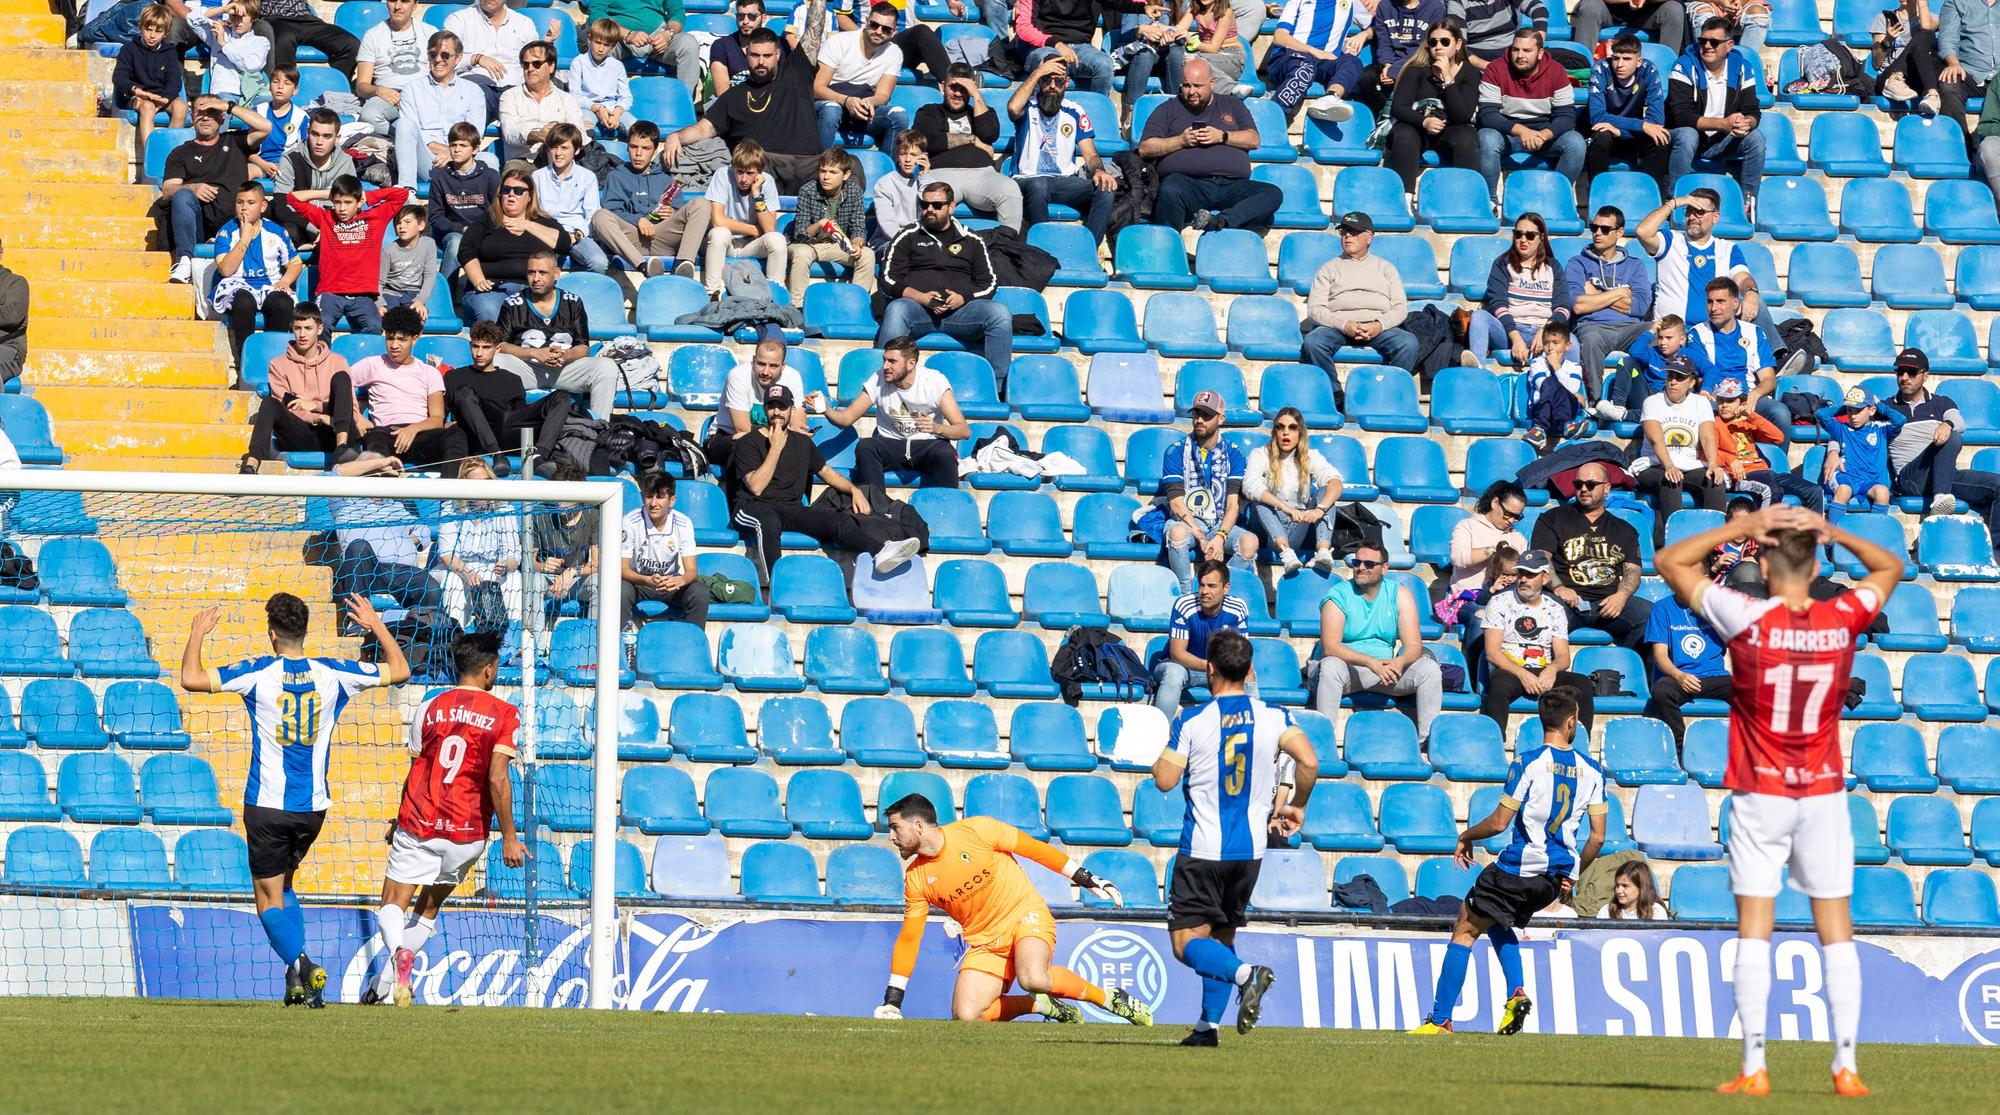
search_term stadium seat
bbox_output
[1754,176,1837,240]
[739,841,827,904]
[1256,364,1339,428]
[800,281,876,341]
[1084,352,1172,423]
[1416,713,1501,782]
[1174,361,1255,424]
[1872,244,1954,310]
[963,772,1049,838]
[635,621,723,690]
[1250,639,1308,704]
[1044,775,1132,846]
[757,697,846,766]
[717,626,804,693]
[1429,367,1511,435]
[1299,782,1386,851]
[1875,584,1948,654]
[1851,722,1941,792]
[1976,800,2000,866]
[668,692,755,764]
[37,539,126,607]
[1919,517,1998,579]
[1755,112,1806,175]
[901,490,986,556]
[1928,180,2000,245]
[823,699,921,771]
[533,763,593,832]
[1342,709,1433,780]
[1503,170,1585,234]
[1830,512,1915,580]
[971,630,1060,700]
[1345,367,1426,432]
[1902,654,1986,721]
[1409,505,1470,569]
[1077,849,1160,909]
[1131,781,1184,846]
[1277,231,1341,296]
[1061,290,1148,354]
[1377,783,1455,853]
[1669,864,1734,919]
[1415,858,1481,901]
[1005,703,1094,771]
[100,681,190,751]
[1331,855,1410,911]
[1914,314,1989,376]
[1849,655,1903,721]
[769,555,857,624]
[784,769,872,840]
[1221,298,1303,363]
[1142,292,1229,359]
[1809,115,1889,176]
[20,680,105,750]
[799,627,887,696]
[1954,588,2000,654]
[1887,796,1975,865]
[138,754,230,825]
[1573,647,1649,716]
[1006,357,1090,422]
[66,610,156,678]
[1192,228,1280,294]
[1836,178,1920,243]
[702,768,792,838]
[555,273,637,338]
[1112,225,1197,290]
[549,617,636,686]
[1417,167,1500,233]
[1678,719,1728,789]
[1767,0,1822,43]
[1842,865,1920,927]
[637,276,724,342]
[930,561,1015,630]
[1922,869,2000,927]
[1022,564,1108,630]
[925,701,1007,769]
[883,629,975,698]
[1895,115,1972,177]
[0,751,55,821]
[55,753,141,824]
[821,844,901,905]
[1027,223,1109,287]
[1631,783,1722,859]
[3,827,83,887]
[650,834,737,900]
[1372,437,1456,503]
[1302,99,1376,164]
[627,76,695,128]
[568,838,648,900]
[1249,848,1329,910]
[1465,439,1542,506]
[989,288,1058,356]
[1329,166,1412,232]
[1601,717,1684,785]
[666,345,731,407]
[1936,725,2000,795]
[174,830,252,892]
[988,491,1073,558]
[1373,234,1446,299]
[927,351,1008,420]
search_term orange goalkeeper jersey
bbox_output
[894,817,1071,969]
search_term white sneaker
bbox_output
[1594,399,1628,422]
[874,537,921,575]
[1305,94,1353,123]
[168,256,193,284]
[1311,550,1336,573]
[644,257,667,278]
[1932,493,1958,517]
[1281,551,1303,576]
[1776,347,1809,379]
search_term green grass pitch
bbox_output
[5,998,1996,1114]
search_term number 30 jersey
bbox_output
[397,687,520,843]
[1696,582,1882,798]
[1160,695,1293,862]
[213,655,387,812]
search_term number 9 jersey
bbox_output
[397,687,521,843]
[1694,582,1882,798]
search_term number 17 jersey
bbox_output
[397,687,520,843]
[1696,582,1881,798]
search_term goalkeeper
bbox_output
[873,796,1153,1026]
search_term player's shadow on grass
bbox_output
[1493,1080,1712,1094]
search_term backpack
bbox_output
[1329,502,1385,560]
[0,540,38,591]
[1790,36,1865,95]
[550,414,606,474]
[1775,318,1828,376]
[1049,627,1152,706]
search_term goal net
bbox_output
[0,469,623,1009]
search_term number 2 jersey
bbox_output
[212,655,387,812]
[1496,744,1609,879]
[1695,582,1882,797]
[396,687,520,843]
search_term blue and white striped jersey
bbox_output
[1495,743,1609,879]
[1275,0,1373,51]
[211,656,387,812]
[1163,694,1293,862]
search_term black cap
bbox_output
[1894,347,1929,375]
[1336,211,1374,233]
[1663,354,1700,380]
[764,384,795,408]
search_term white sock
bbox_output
[1233,963,1253,986]
[1823,940,1862,1074]
[404,916,437,956]
[1192,1019,1216,1032]
[1734,938,1772,1077]
[376,903,405,953]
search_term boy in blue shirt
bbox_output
[1600,314,1708,418]
[1817,387,1906,508]
[242,65,305,181]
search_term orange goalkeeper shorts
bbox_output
[959,904,1058,983]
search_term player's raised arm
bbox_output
[486,748,525,868]
[345,594,412,685]
[1822,511,1905,609]
[1656,505,1816,610]
[178,606,222,692]
[1270,726,1318,837]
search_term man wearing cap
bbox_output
[1008,57,1119,247]
[1135,59,1283,234]
[731,383,925,582]
[160,95,251,284]
[1709,375,1824,513]
[1529,460,1652,650]
[874,181,1013,390]
[1687,275,1789,445]
[1301,212,1420,397]
[1882,347,2000,533]
[1477,546,1597,734]
[1630,354,1727,547]
[821,335,970,490]
[1311,539,1443,746]
[1155,390,1258,593]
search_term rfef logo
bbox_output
[1956,961,2000,1045]
[1068,929,1167,1023]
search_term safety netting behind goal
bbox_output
[0,484,604,1006]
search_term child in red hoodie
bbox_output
[290,175,409,334]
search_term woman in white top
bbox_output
[1598,861,1669,921]
[1242,406,1342,575]
[1448,480,1529,596]
[437,457,522,630]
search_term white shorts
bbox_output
[1726,791,1853,900]
[384,828,486,887]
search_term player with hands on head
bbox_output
[873,795,1151,1025]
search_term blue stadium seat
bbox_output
[1101,566,1174,634]
[802,627,889,696]
[1819,308,1900,373]
[56,752,141,824]
[1874,582,1949,650]
[1313,434,1375,500]
[926,351,1008,420]
[1080,849,1161,908]
[1680,719,1728,788]
[1573,646,1648,715]
[758,696,846,765]
[1246,164,1326,230]
[1007,357,1090,421]
[835,697,925,768]
[636,276,723,342]
[1756,112,1806,175]
[1827,512,1913,581]
[1298,782,1386,851]
[1844,865,1920,927]
[675,481,735,547]
[1848,655,1903,720]
[740,841,827,904]
[1372,437,1456,502]
[174,830,252,893]
[527,695,586,762]
[1256,369,1341,436]
[1427,714,1507,782]
[1045,775,1131,845]
[1888,796,1974,865]
[988,491,1073,558]
[1217,299,1299,364]
[1331,166,1412,231]
[1954,588,2000,653]
[1345,367,1425,432]
[1112,225,1197,289]
[1417,167,1499,233]
[1301,99,1376,164]
[0,751,55,821]
[717,626,804,693]
[1872,244,1954,310]
[1373,234,1446,299]
[932,560,1017,629]
[1066,497,1150,566]
[703,767,792,838]
[635,621,723,690]
[102,681,191,750]
[1895,114,1972,177]
[628,76,696,128]
[1193,228,1280,293]
[20,680,105,750]
[1377,783,1455,853]
[1341,709,1432,780]
[785,769,871,840]
[66,610,156,678]
[963,771,1048,837]
[925,701,1007,769]
[1602,717,1684,785]
[550,618,633,688]
[1465,439,1543,505]
[1977,800,2000,866]
[1503,170,1585,234]
[1409,505,1471,568]
[1332,855,1411,911]
[1670,864,1734,919]
[1922,869,2000,927]
[991,288,1060,355]
[1175,361,1256,424]
[555,272,637,338]
[1914,314,1988,376]
[904,489,988,557]
[0,398,58,464]
[1143,292,1229,358]
[1131,781,1184,846]
[1415,858,1481,901]
[698,553,770,622]
[1632,783,1722,859]
[886,629,976,698]
[531,763,593,832]
[1809,115,1889,176]
[649,835,736,900]
[3,827,83,887]
[1938,724,2000,794]
[1027,223,1108,286]
[1008,703,1096,771]
[1123,426,1180,493]
[1836,178,1920,243]
[668,692,755,764]
[769,555,856,625]
[1919,517,1998,579]
[333,1,387,38]
[1277,231,1340,295]
[824,844,904,905]
[1767,0,1822,43]
[568,838,649,900]
[1085,353,1172,422]
[1249,848,1328,910]
[1430,367,1511,435]
[666,345,731,407]
[1928,180,2000,245]
[1903,653,1986,721]
[1251,639,1308,704]
[139,127,194,186]
[801,282,876,341]
[1754,176,1837,240]
[973,630,1062,699]
[1851,722,1940,792]
[38,539,126,607]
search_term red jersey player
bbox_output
[1658,505,1901,1099]
[366,632,525,1007]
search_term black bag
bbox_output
[1049,627,1151,706]
[1775,318,1829,375]
[0,540,38,591]
[363,605,463,682]
[1330,502,1385,559]
[551,414,606,474]
[463,581,509,635]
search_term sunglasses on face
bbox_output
[499,185,531,197]
[430,50,459,59]
[1513,229,1541,240]
[1684,206,1715,218]
[525,58,554,68]
[1589,223,1619,234]
[1573,479,1607,491]
[920,200,951,210]
[1427,35,1454,45]
[1700,36,1731,47]
[867,20,896,31]
[1273,422,1301,431]
[1499,506,1524,520]
[1349,558,1386,570]
[1897,369,1925,377]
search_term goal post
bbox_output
[0,468,624,1010]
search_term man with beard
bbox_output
[1530,461,1652,649]
[1136,59,1282,233]
[661,29,822,193]
[1475,30,1585,209]
[1007,58,1119,246]
[874,182,1012,389]
[1477,549,1598,733]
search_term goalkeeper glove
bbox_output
[875,985,905,1019]
[1072,866,1123,908]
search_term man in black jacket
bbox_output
[1528,461,1652,650]
[874,182,1013,391]
[912,64,1022,229]
[445,320,572,473]
[1883,347,2000,538]
[1665,19,1764,217]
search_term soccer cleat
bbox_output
[359,987,385,1007]
[298,955,327,1010]
[1407,1020,1453,1035]
[1033,993,1082,1024]
[1179,1028,1219,1047]
[282,963,306,1007]
[1717,1069,1771,1096]
[1106,988,1154,1026]
[1497,989,1532,1035]
[392,947,416,1007]
[1235,966,1275,1035]
[1831,1069,1870,1098]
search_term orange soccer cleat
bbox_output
[1717,1069,1771,1097]
[1831,1069,1871,1098]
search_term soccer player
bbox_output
[1411,687,1607,1035]
[365,631,524,1007]
[1153,628,1318,1046]
[1657,505,1900,1098]
[180,591,411,1007]
[874,797,1154,1025]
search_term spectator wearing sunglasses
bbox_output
[1528,461,1651,650]
[874,181,1013,388]
[499,40,591,164]
[713,0,782,92]
[395,31,489,189]
[1477,547,1597,733]
[441,0,541,120]
[1383,18,1482,199]
[1666,18,1764,220]
[1881,347,2000,538]
[1565,206,1653,410]
[1450,481,1529,599]
[1310,541,1444,747]
[1633,188,1768,334]
[1464,212,1570,369]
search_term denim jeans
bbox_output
[1467,309,1537,365]
[1017,174,1114,244]
[1119,27,1184,114]
[1024,44,1114,94]
[461,281,526,324]
[816,101,910,153]
[319,291,382,334]
[1152,174,1283,233]
[1265,45,1362,118]
[1667,128,1766,203]
[876,297,1013,390]
[334,540,442,612]
[566,235,613,276]
[1251,503,1331,557]
[1302,324,1420,383]
[1476,128,1587,203]
[168,189,210,261]
[979,0,1012,35]
[1164,523,1254,592]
